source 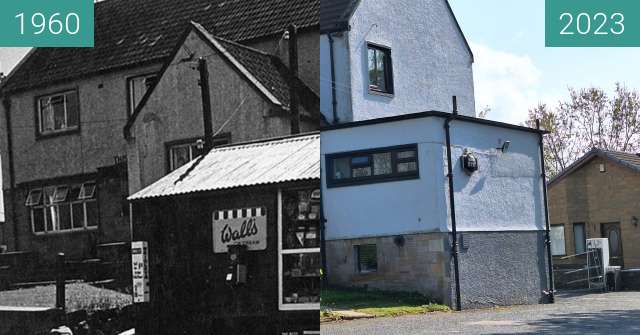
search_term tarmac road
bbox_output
[321,291,640,334]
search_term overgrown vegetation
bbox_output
[321,287,449,321]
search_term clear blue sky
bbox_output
[449,0,640,123]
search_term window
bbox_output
[367,44,393,94]
[26,181,98,234]
[167,134,231,172]
[356,244,378,273]
[326,145,419,187]
[37,90,79,136]
[550,225,566,256]
[127,74,158,116]
[573,223,586,254]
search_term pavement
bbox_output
[321,291,640,334]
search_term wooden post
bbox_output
[56,253,65,310]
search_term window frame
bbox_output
[366,42,394,96]
[325,144,419,188]
[126,72,159,117]
[34,89,81,139]
[165,133,231,173]
[356,244,378,274]
[27,182,99,235]
[550,224,567,256]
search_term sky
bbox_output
[449,0,640,124]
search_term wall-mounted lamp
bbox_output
[632,216,638,227]
[497,140,511,153]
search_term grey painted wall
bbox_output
[452,231,549,308]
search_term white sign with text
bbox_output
[212,208,267,253]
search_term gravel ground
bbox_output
[321,291,640,335]
[0,283,131,312]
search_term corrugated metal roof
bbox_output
[129,133,320,201]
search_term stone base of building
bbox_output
[325,231,549,309]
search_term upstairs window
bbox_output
[26,182,98,234]
[367,44,394,95]
[167,134,231,172]
[127,73,158,116]
[37,90,79,136]
[326,144,419,187]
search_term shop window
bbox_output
[326,144,419,187]
[367,43,394,95]
[279,188,321,311]
[573,223,586,254]
[37,90,79,136]
[356,244,378,273]
[27,181,98,234]
[127,73,158,116]
[550,225,566,256]
[167,134,231,172]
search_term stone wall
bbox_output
[325,233,451,305]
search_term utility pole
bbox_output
[288,24,300,134]
[198,58,214,151]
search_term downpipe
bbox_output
[445,97,462,311]
[536,120,555,303]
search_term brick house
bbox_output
[0,0,319,272]
[548,148,640,269]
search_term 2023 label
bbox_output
[546,0,640,47]
[0,0,93,47]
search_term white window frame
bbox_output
[28,182,98,235]
[277,189,320,311]
[37,90,79,135]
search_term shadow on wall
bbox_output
[484,309,640,335]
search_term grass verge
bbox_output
[321,287,449,321]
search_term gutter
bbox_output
[444,97,462,311]
[536,120,555,303]
[328,34,339,124]
[2,96,19,251]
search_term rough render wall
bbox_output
[347,0,475,120]
[453,231,548,309]
[549,157,640,268]
[320,33,353,124]
[128,30,317,194]
[325,233,452,305]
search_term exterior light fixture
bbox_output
[461,148,478,174]
[497,140,510,153]
[633,216,638,227]
[196,139,205,150]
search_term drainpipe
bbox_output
[328,34,339,124]
[320,188,327,285]
[536,119,555,303]
[2,96,19,251]
[444,96,462,311]
[197,58,214,151]
[288,24,300,134]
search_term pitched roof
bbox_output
[319,0,473,62]
[1,0,319,93]
[128,132,320,200]
[548,148,640,186]
[123,22,320,137]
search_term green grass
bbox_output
[321,287,449,319]
[0,283,132,312]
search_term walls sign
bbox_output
[213,207,267,253]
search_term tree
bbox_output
[526,83,640,177]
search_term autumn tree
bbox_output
[527,83,640,177]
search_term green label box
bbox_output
[546,0,640,47]
[0,0,94,47]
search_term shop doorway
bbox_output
[601,222,623,267]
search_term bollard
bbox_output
[56,252,65,310]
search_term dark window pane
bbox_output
[40,98,55,132]
[375,50,386,92]
[72,203,85,229]
[171,146,191,171]
[79,182,96,199]
[351,156,370,167]
[65,91,79,128]
[45,206,58,231]
[69,185,81,200]
[373,152,392,175]
[59,204,72,230]
[368,48,377,87]
[86,201,99,227]
[32,208,45,233]
[26,189,43,206]
[332,157,351,180]
[358,244,377,273]
[53,186,69,203]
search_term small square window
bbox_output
[367,44,393,95]
[26,189,43,206]
[37,90,79,136]
[356,244,378,273]
[79,182,96,200]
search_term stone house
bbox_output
[320,0,552,309]
[0,0,319,268]
[548,148,640,269]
